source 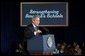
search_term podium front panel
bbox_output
[27,34,56,53]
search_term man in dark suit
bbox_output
[23,15,42,55]
[24,15,42,39]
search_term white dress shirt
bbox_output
[32,23,37,35]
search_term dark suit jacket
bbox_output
[24,23,50,40]
[24,23,35,39]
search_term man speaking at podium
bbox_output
[24,15,42,39]
[23,15,54,55]
[23,15,52,55]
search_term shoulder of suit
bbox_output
[27,23,33,27]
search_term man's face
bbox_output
[32,17,40,26]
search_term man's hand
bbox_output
[36,30,42,33]
[34,30,42,35]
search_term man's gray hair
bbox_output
[32,15,40,20]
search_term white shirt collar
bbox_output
[32,23,36,28]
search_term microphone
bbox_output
[42,27,49,34]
